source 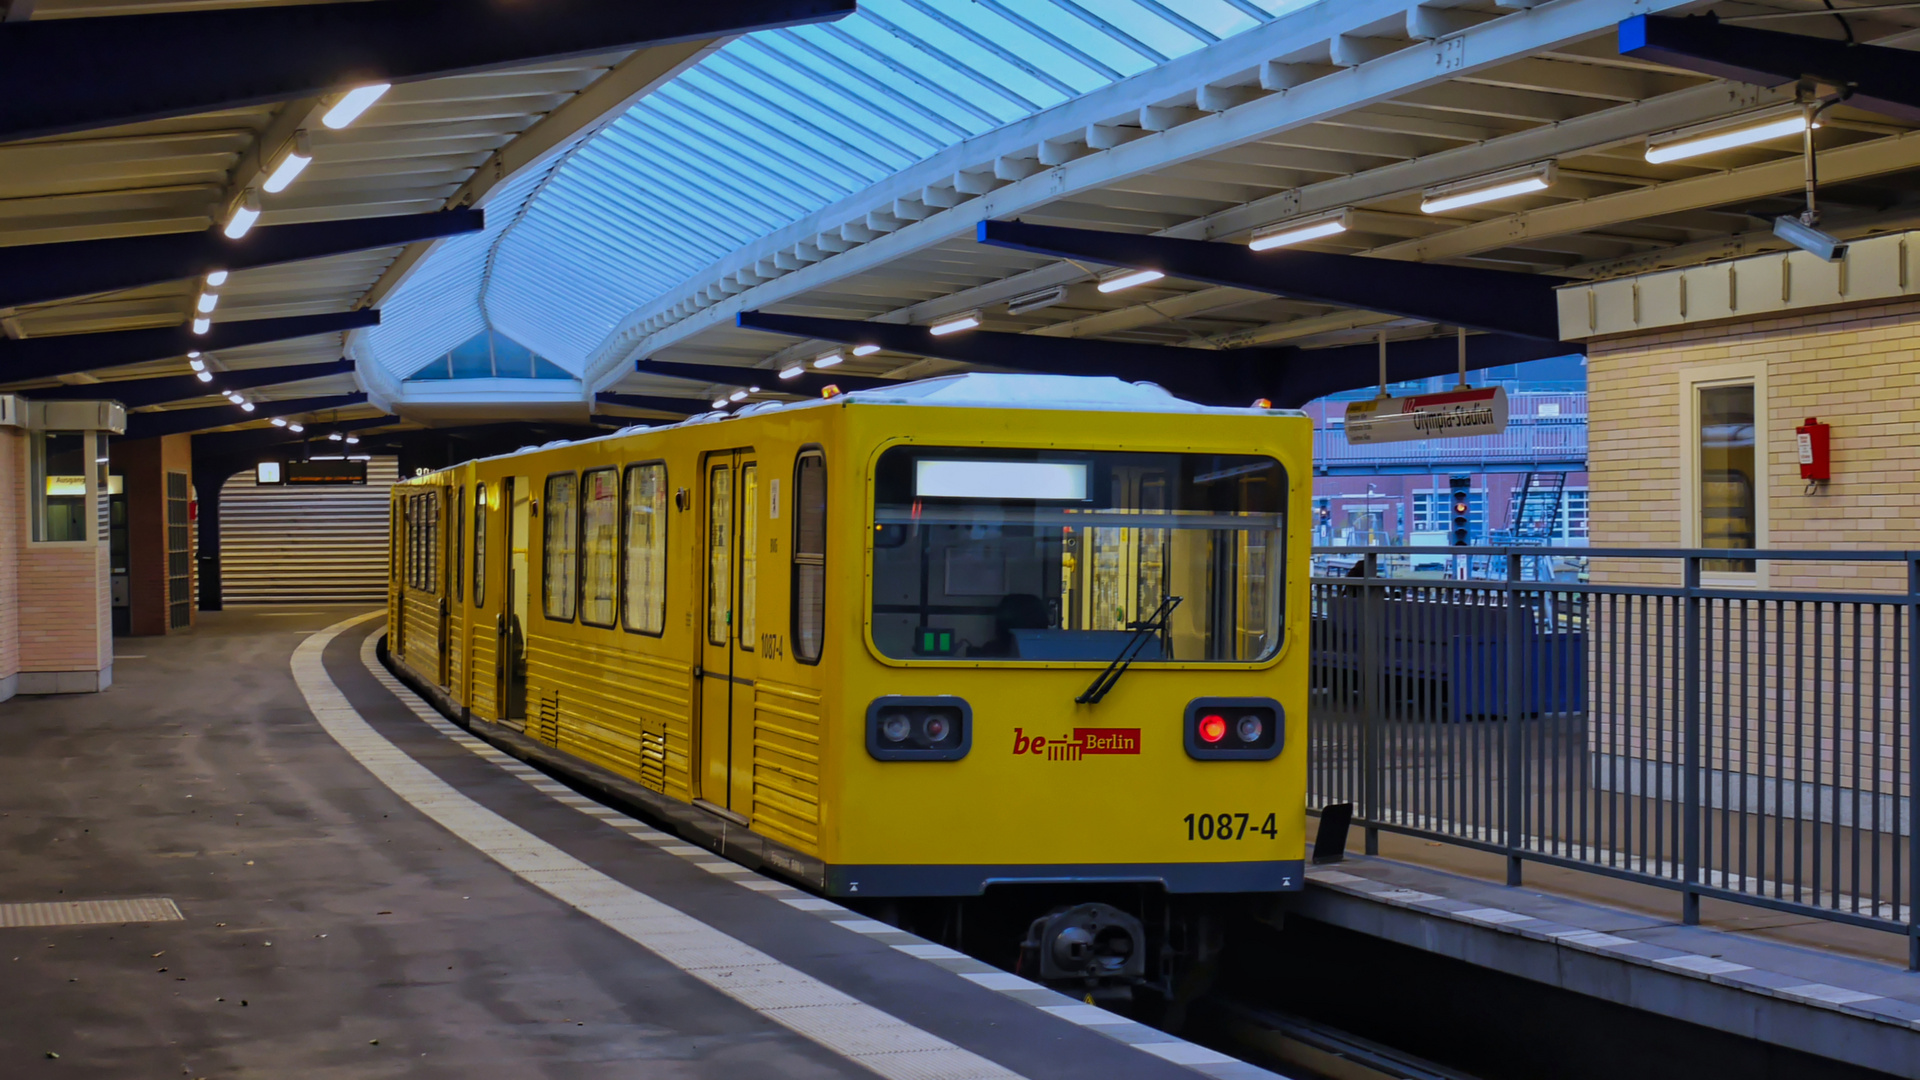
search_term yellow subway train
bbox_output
[384,373,1312,995]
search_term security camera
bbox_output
[1773,214,1847,262]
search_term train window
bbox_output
[739,463,758,650]
[792,451,826,664]
[707,464,731,646]
[543,472,577,621]
[622,463,667,635]
[455,486,465,604]
[579,468,618,628]
[472,484,487,607]
[869,447,1285,663]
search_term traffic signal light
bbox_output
[1449,475,1472,546]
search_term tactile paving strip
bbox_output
[0,897,183,928]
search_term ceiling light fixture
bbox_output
[322,83,392,129]
[288,423,304,433]
[328,432,343,441]
[204,270,229,287]
[1096,268,1165,293]
[192,317,211,334]
[1420,161,1556,214]
[728,389,748,402]
[1646,107,1810,164]
[223,191,262,239]
[262,131,313,194]
[344,436,358,445]
[196,291,219,314]
[851,343,881,356]
[1006,286,1069,315]
[929,310,981,336]
[239,402,255,412]
[1250,208,1352,251]
[711,397,729,409]
[778,366,804,380]
[813,351,844,369]
[188,358,206,372]
[196,370,214,383]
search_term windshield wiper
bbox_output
[1076,595,1183,705]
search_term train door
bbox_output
[497,475,531,728]
[697,449,760,817]
[391,495,406,657]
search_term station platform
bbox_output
[1298,839,1920,1078]
[0,606,1275,1079]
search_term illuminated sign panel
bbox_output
[915,459,1087,500]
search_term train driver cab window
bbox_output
[579,468,618,627]
[870,447,1285,663]
[543,473,577,620]
[623,463,668,634]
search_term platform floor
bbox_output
[0,607,1270,1079]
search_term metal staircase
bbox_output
[1479,472,1568,580]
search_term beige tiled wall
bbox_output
[1588,296,1920,592]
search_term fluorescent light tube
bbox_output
[1647,109,1809,164]
[192,317,211,334]
[728,389,748,402]
[288,424,303,433]
[223,192,261,239]
[262,132,312,194]
[929,310,981,336]
[196,370,213,383]
[1096,268,1164,293]
[196,292,219,314]
[813,351,844,369]
[851,344,881,356]
[204,270,229,287]
[778,367,804,380]
[239,402,255,412]
[1250,209,1351,251]
[1420,162,1556,214]
[711,398,729,408]
[345,436,358,445]
[328,433,343,441]
[322,83,391,130]
[271,418,288,427]
[188,358,206,372]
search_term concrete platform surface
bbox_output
[0,606,1272,1080]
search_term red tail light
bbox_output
[1198,714,1228,743]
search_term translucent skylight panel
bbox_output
[372,0,1325,384]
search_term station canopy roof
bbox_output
[356,0,1319,392]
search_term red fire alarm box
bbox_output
[1796,417,1830,482]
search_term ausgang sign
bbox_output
[1343,386,1509,445]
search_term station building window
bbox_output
[792,451,826,664]
[543,473,577,620]
[1682,363,1767,579]
[622,463,667,635]
[579,468,618,628]
[30,430,91,542]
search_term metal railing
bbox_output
[1308,546,1920,967]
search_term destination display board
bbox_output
[258,459,368,485]
[1343,386,1508,445]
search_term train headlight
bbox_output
[866,696,971,760]
[1185,697,1283,760]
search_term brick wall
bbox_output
[1588,296,1920,592]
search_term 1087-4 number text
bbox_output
[1183,812,1278,841]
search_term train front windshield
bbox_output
[870,446,1285,662]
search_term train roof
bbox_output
[425,374,1304,475]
